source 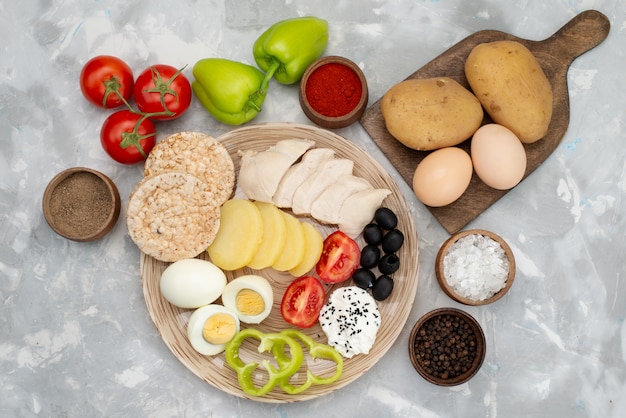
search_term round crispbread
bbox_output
[126,172,221,263]
[144,131,235,205]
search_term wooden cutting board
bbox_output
[360,10,610,234]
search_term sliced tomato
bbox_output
[316,231,360,284]
[280,276,326,328]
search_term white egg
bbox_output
[160,258,227,308]
[187,304,240,356]
[221,275,274,324]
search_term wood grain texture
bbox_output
[360,10,610,234]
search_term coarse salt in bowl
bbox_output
[435,229,515,305]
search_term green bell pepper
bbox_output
[192,58,269,125]
[253,16,329,85]
[273,329,344,395]
[224,328,304,397]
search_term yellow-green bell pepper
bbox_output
[191,58,269,125]
[225,328,344,396]
[224,328,304,397]
[273,329,343,395]
[253,16,329,85]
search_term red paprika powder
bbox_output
[304,63,363,117]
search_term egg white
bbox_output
[160,258,227,309]
[221,275,273,324]
[187,304,240,356]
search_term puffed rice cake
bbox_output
[126,172,221,262]
[144,131,235,204]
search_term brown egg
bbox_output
[471,124,527,190]
[412,147,473,207]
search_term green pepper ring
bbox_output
[273,329,344,395]
[224,328,304,397]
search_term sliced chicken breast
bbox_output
[291,158,354,215]
[337,188,392,238]
[239,139,314,202]
[310,175,373,225]
[273,148,335,208]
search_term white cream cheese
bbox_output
[319,286,381,358]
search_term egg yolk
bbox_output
[202,313,237,345]
[236,289,265,316]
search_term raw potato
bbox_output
[465,40,553,144]
[381,77,484,151]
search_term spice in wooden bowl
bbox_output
[43,167,121,242]
[435,229,515,306]
[409,308,486,386]
[299,56,369,129]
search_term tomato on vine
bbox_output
[100,110,156,164]
[133,64,192,120]
[80,56,134,109]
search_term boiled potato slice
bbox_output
[381,77,483,151]
[247,201,287,270]
[465,40,553,143]
[207,199,263,270]
[272,211,305,272]
[289,221,323,277]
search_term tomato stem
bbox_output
[102,76,133,110]
[140,65,188,117]
[119,114,155,158]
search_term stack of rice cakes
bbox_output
[126,132,235,262]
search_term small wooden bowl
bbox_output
[409,308,486,386]
[299,56,369,129]
[435,229,515,306]
[42,167,121,242]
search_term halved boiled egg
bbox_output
[187,304,240,356]
[221,275,273,324]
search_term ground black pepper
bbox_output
[413,313,478,380]
[48,171,113,237]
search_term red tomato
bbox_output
[133,64,192,120]
[281,276,326,328]
[316,231,360,284]
[80,55,134,109]
[100,110,156,164]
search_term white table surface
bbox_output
[2,0,625,417]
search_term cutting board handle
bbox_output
[542,10,610,63]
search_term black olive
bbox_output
[363,223,383,245]
[360,244,380,269]
[352,268,376,289]
[372,275,394,301]
[374,207,398,230]
[382,229,404,253]
[378,253,400,275]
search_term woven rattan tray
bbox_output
[141,123,420,402]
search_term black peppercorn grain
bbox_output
[412,313,478,380]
